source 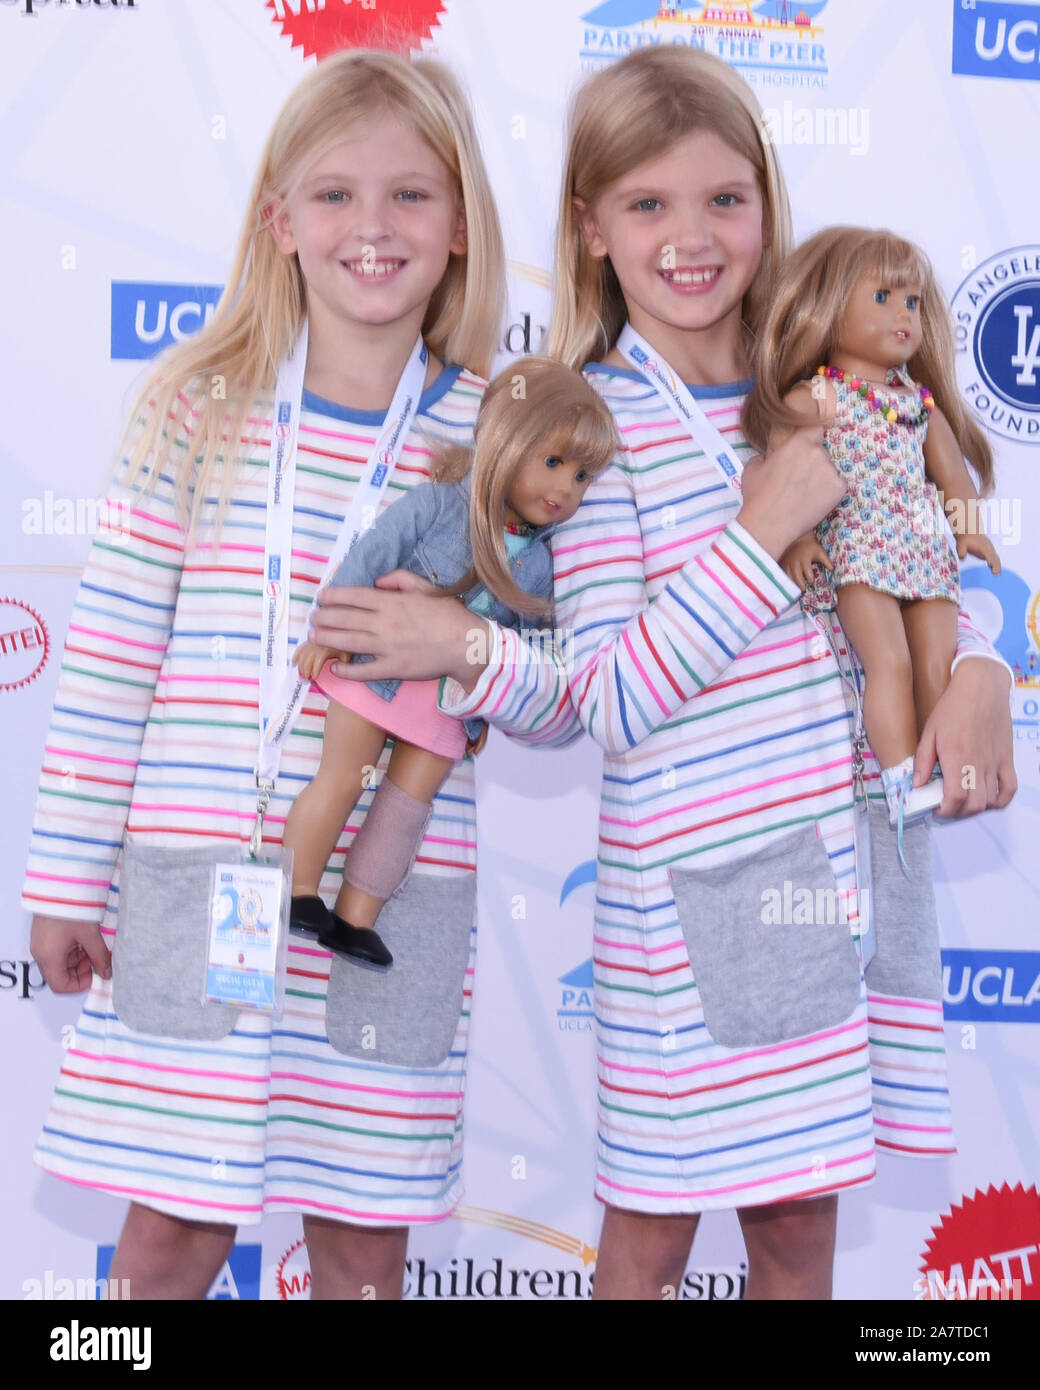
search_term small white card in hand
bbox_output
[206,861,285,1010]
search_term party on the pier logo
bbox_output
[580,0,830,86]
[266,0,446,60]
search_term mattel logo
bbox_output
[952,0,1040,81]
[942,949,1040,1021]
[110,281,223,360]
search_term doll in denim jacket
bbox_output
[281,358,617,969]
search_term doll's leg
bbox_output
[283,697,388,897]
[834,585,917,769]
[335,740,456,929]
[901,598,959,734]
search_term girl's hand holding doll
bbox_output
[737,421,846,563]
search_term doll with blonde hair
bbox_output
[284,357,616,968]
[743,227,1001,846]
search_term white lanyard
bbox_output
[618,322,876,964]
[250,325,428,853]
[617,322,745,492]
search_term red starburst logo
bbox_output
[266,0,446,61]
[919,1183,1039,1300]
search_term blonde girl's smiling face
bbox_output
[574,129,766,351]
[270,112,467,337]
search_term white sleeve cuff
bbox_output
[950,649,1015,709]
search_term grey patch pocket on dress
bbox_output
[325,873,475,1066]
[112,841,240,1040]
[863,800,941,1001]
[669,823,861,1049]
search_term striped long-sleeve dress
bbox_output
[23,364,575,1227]
[444,362,1008,1215]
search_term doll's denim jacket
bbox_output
[324,474,555,742]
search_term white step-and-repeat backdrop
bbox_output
[3,0,1038,1301]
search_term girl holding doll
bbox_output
[507,45,1016,1300]
[25,50,579,1300]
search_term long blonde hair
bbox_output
[123,49,505,527]
[741,226,994,490]
[430,358,618,619]
[547,46,791,371]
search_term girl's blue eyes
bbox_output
[320,189,425,203]
[632,194,740,212]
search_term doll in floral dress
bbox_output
[743,227,1001,850]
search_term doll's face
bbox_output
[836,269,924,372]
[504,439,597,528]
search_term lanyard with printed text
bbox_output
[617,322,746,492]
[250,324,427,852]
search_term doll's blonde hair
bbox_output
[547,46,791,371]
[741,226,994,490]
[430,358,618,619]
[122,49,505,528]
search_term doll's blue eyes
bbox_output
[874,289,920,309]
[545,456,589,483]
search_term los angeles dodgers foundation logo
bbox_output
[952,246,1040,445]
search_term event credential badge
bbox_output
[205,860,286,1011]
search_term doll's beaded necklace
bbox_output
[816,364,935,426]
[504,520,535,536]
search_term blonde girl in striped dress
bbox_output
[25,50,572,1300]
[540,47,1016,1299]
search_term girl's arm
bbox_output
[923,407,1001,572]
[521,407,845,755]
[434,554,585,748]
[539,461,797,755]
[22,405,191,931]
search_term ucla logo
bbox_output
[952,0,1040,82]
[952,247,1040,444]
[110,281,223,360]
[942,949,1040,1022]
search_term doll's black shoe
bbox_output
[318,914,393,970]
[289,895,333,940]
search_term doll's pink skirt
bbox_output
[314,660,468,760]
